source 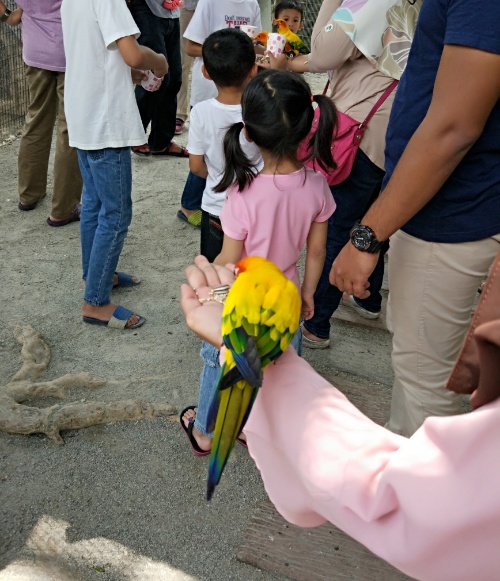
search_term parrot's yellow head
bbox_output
[253,31,269,46]
[273,19,290,34]
[234,256,279,278]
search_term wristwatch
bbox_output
[1,7,12,22]
[349,221,386,253]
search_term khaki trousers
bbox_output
[176,7,194,122]
[18,66,82,219]
[386,229,500,436]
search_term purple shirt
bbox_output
[17,0,65,71]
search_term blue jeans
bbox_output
[78,147,132,306]
[180,170,205,212]
[303,149,386,340]
[194,328,302,437]
[129,5,181,151]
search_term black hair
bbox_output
[214,69,337,193]
[273,0,304,21]
[202,28,256,88]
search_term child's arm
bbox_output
[186,40,203,58]
[189,154,208,179]
[214,235,244,267]
[116,36,168,78]
[301,221,328,320]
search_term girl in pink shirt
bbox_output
[180,69,337,456]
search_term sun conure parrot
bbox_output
[273,18,309,55]
[253,31,295,57]
[206,256,301,501]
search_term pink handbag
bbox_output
[298,80,398,186]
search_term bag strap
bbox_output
[360,80,398,129]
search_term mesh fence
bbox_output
[0,1,27,140]
[299,0,322,48]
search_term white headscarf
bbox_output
[329,0,422,79]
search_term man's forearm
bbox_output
[361,116,476,241]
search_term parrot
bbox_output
[253,31,295,57]
[206,256,301,501]
[273,18,309,55]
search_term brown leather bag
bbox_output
[446,250,500,408]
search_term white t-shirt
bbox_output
[184,0,261,107]
[61,0,146,150]
[187,98,263,216]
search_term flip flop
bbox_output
[46,204,82,227]
[151,142,189,158]
[114,271,141,288]
[236,435,248,449]
[82,305,146,330]
[176,209,201,228]
[179,406,210,456]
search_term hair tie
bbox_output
[311,95,314,103]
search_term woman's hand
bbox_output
[181,256,235,347]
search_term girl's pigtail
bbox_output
[213,122,256,193]
[308,95,337,174]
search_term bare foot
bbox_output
[181,407,212,452]
[81,303,141,327]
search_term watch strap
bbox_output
[1,7,11,21]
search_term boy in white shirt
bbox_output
[61,0,167,329]
[177,0,261,227]
[187,27,262,262]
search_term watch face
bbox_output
[351,227,372,250]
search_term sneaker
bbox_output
[175,118,185,135]
[301,326,330,349]
[344,294,381,320]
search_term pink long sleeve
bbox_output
[244,349,500,581]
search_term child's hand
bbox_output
[301,291,314,320]
[181,256,236,347]
[131,69,148,86]
[267,50,289,70]
[153,54,169,79]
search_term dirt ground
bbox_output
[0,73,396,581]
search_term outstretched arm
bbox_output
[330,44,500,298]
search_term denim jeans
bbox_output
[129,4,181,151]
[180,170,205,212]
[194,328,302,437]
[78,147,132,306]
[303,149,386,340]
[201,210,223,262]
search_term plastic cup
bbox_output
[141,70,162,92]
[266,33,286,58]
[239,25,257,37]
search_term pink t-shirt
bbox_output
[220,168,335,288]
[17,0,65,72]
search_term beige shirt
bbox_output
[308,0,396,170]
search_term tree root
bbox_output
[1,324,175,444]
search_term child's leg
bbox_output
[82,147,133,307]
[77,150,101,284]
[200,211,224,263]
[290,325,303,356]
[194,341,221,437]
